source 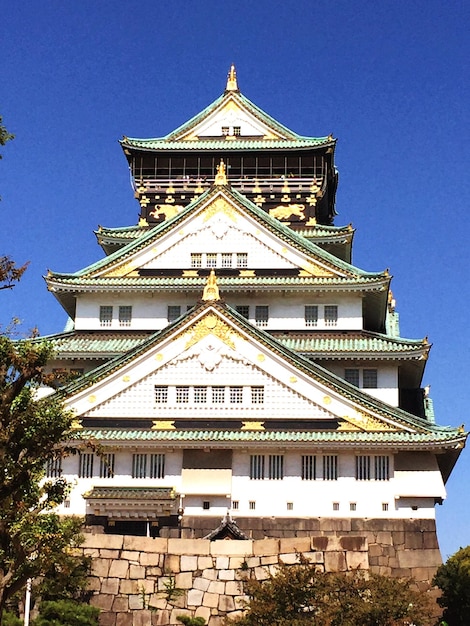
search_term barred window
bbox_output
[46,456,62,478]
[324,305,338,326]
[150,454,165,479]
[78,453,94,478]
[206,253,217,268]
[203,501,210,510]
[382,502,389,511]
[191,253,202,268]
[236,253,248,268]
[235,305,249,319]
[302,455,316,480]
[323,455,338,480]
[194,386,207,403]
[287,502,294,511]
[221,253,232,268]
[268,455,284,480]
[356,455,371,480]
[176,386,190,403]
[230,386,243,404]
[345,368,360,386]
[250,455,265,480]
[167,305,181,322]
[99,305,113,327]
[99,453,115,478]
[212,386,225,403]
[222,126,230,136]
[118,305,132,327]
[350,502,357,511]
[233,126,241,136]
[255,305,269,327]
[232,500,239,510]
[305,305,318,327]
[132,454,147,479]
[249,501,256,510]
[154,386,168,404]
[251,386,264,404]
[333,502,340,511]
[374,455,390,480]
[363,369,378,389]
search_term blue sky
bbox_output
[1,1,469,559]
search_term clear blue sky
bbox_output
[2,1,469,559]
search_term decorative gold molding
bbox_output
[71,419,83,430]
[152,420,176,430]
[226,64,238,91]
[203,197,238,222]
[184,313,236,351]
[340,412,396,432]
[202,270,220,301]
[214,159,227,185]
[241,421,265,431]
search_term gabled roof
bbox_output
[120,66,335,153]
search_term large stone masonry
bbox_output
[83,519,442,626]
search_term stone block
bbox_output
[91,558,110,577]
[198,555,214,570]
[411,566,439,582]
[164,554,180,573]
[84,548,100,558]
[83,533,123,550]
[279,537,311,553]
[151,610,170,626]
[345,551,368,570]
[423,532,439,550]
[234,595,250,610]
[397,549,442,569]
[219,569,235,580]
[120,579,138,594]
[180,555,199,571]
[175,571,193,589]
[146,566,162,577]
[218,594,235,612]
[211,540,254,556]
[101,578,120,595]
[128,594,144,610]
[171,609,191,624]
[245,556,260,568]
[168,538,211,555]
[208,616,228,626]
[116,615,133,626]
[90,594,114,610]
[129,564,146,579]
[369,543,383,557]
[225,580,243,595]
[391,531,405,546]
[324,551,347,572]
[215,555,229,569]
[202,568,217,580]
[148,595,167,610]
[98,613,116,626]
[229,556,246,569]
[123,535,167,553]
[303,551,324,564]
[136,578,154,594]
[87,577,101,591]
[188,588,204,606]
[195,606,212,622]
[260,555,278,565]
[253,538,279,556]
[202,591,219,608]
[193,576,211,592]
[111,596,129,612]
[109,559,129,578]
[279,553,300,565]
[254,566,270,580]
[140,552,161,566]
[133,610,153,626]
[340,536,367,551]
[120,550,139,561]
[99,549,120,559]
[207,580,225,594]
[319,518,351,532]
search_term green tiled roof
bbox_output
[41,331,151,356]
[79,428,465,447]
[83,486,176,500]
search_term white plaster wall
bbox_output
[326,361,399,406]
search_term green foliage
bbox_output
[231,555,434,626]
[433,545,470,625]
[0,116,14,156]
[0,612,21,626]
[162,574,184,602]
[0,334,83,620]
[32,599,99,626]
[177,616,206,626]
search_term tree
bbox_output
[0,116,14,158]
[231,555,435,626]
[0,334,83,624]
[32,600,99,626]
[0,257,28,291]
[433,545,470,625]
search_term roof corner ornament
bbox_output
[214,159,227,185]
[225,64,239,92]
[202,269,220,301]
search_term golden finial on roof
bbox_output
[225,64,239,92]
[214,159,227,185]
[202,269,220,301]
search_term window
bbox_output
[176,386,189,404]
[99,453,115,478]
[233,126,241,136]
[154,386,168,404]
[382,502,389,511]
[222,126,230,136]
[230,386,243,404]
[249,501,256,510]
[212,386,225,403]
[324,305,338,326]
[374,455,390,480]
[221,253,232,268]
[268,455,284,480]
[255,305,269,327]
[302,455,316,480]
[194,386,207,403]
[287,502,294,511]
[132,454,147,479]
[333,502,340,511]
[236,305,249,319]
[150,454,165,479]
[323,455,338,480]
[46,457,62,478]
[236,253,248,268]
[79,453,94,478]
[167,305,181,322]
[251,386,264,404]
[363,369,378,389]
[203,501,210,510]
[99,305,113,327]
[232,500,239,510]
[304,305,318,327]
[345,369,360,387]
[191,253,202,268]
[350,502,357,511]
[250,455,265,480]
[119,305,132,327]
[356,455,371,480]
[206,253,217,268]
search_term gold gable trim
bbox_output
[184,313,237,351]
[202,197,238,222]
[339,412,397,432]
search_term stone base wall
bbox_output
[83,518,442,626]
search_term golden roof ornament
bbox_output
[202,269,220,301]
[214,159,227,185]
[225,64,238,92]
